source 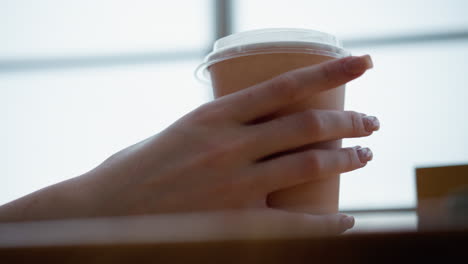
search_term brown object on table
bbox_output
[416,164,468,231]
[1,212,467,263]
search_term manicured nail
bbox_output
[340,215,355,229]
[357,147,373,163]
[344,55,373,75]
[362,116,380,132]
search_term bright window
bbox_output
[234,0,468,39]
[1,0,211,58]
[2,0,468,212]
[1,62,210,204]
[342,39,468,209]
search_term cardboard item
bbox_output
[416,164,468,231]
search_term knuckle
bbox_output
[347,111,364,135]
[200,141,234,166]
[193,135,246,168]
[303,111,325,138]
[301,151,323,176]
[269,74,299,100]
[292,111,324,140]
[188,102,218,124]
[343,148,358,171]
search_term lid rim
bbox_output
[205,40,348,63]
[213,27,343,51]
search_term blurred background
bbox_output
[2,0,468,230]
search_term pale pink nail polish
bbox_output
[343,55,373,75]
[357,147,373,163]
[363,116,380,132]
[340,215,355,229]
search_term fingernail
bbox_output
[343,55,373,75]
[357,147,373,163]
[340,215,355,229]
[362,116,380,132]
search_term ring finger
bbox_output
[250,146,373,194]
[246,109,379,160]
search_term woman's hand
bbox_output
[0,55,376,227]
[86,55,377,216]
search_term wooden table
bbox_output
[1,212,467,263]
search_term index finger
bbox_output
[219,55,373,123]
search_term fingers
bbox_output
[246,110,380,160]
[254,209,355,236]
[251,147,373,193]
[297,213,355,236]
[171,209,355,238]
[217,55,373,123]
[239,209,355,236]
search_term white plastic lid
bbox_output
[195,28,350,83]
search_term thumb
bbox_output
[226,209,355,237]
[299,213,355,236]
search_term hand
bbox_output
[0,55,377,223]
[84,55,377,217]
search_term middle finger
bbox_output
[246,110,380,160]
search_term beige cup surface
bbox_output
[210,52,344,214]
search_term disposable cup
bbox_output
[197,28,350,214]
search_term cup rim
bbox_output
[195,28,350,84]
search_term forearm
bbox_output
[0,173,99,222]
[0,141,162,222]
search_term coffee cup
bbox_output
[197,28,350,214]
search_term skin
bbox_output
[0,55,378,235]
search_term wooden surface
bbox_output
[1,212,467,263]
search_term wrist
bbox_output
[0,172,102,222]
